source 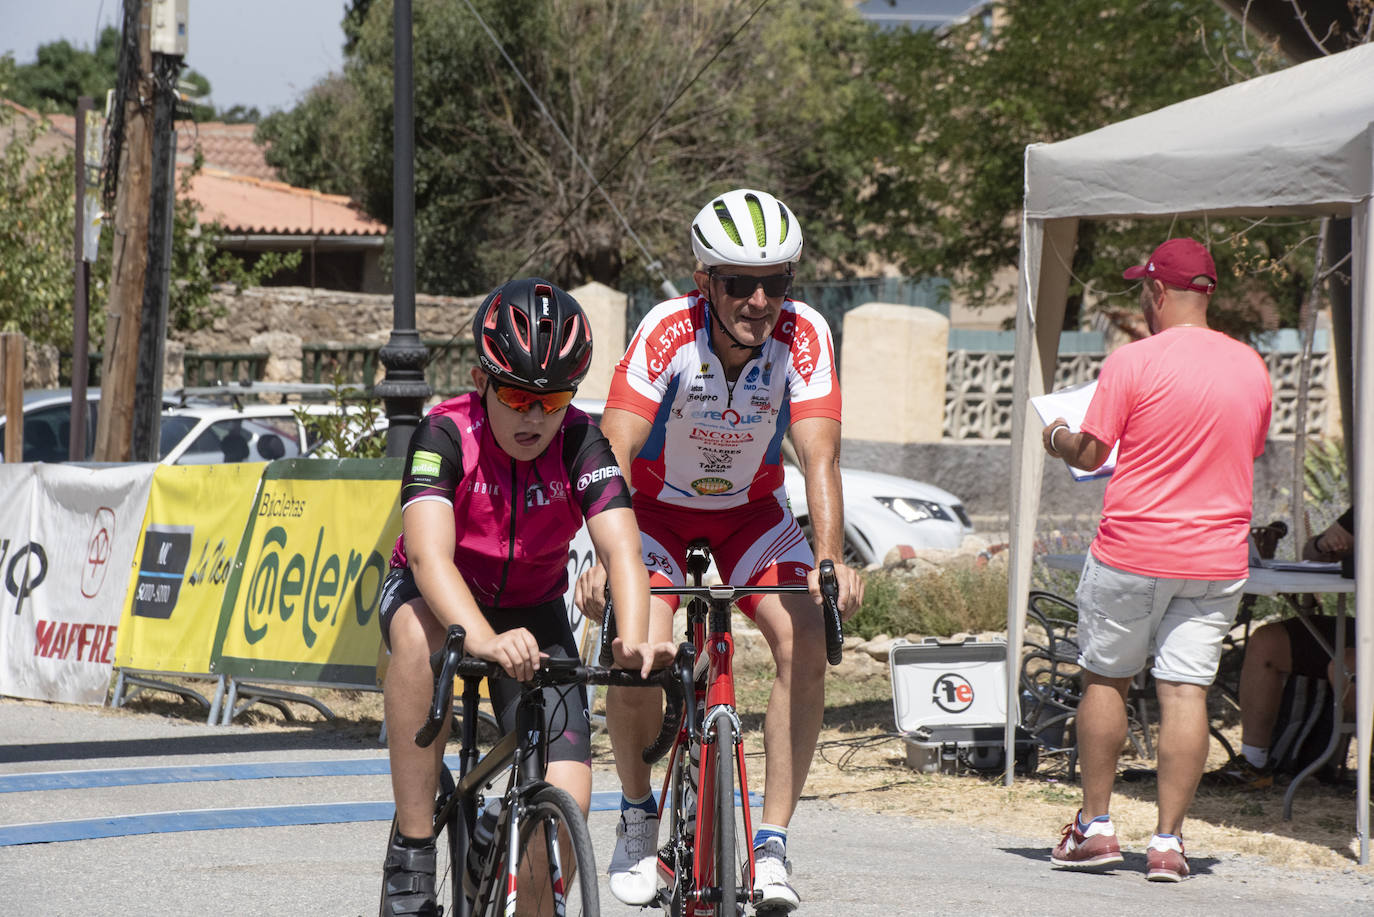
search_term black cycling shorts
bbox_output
[378,567,591,766]
[1282,615,1357,680]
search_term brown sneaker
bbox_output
[1146,834,1189,882]
[1201,755,1273,790]
[1050,811,1124,869]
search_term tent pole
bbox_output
[1353,196,1372,866]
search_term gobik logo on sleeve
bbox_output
[931,673,974,714]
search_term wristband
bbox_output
[1050,424,1069,453]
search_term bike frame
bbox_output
[656,548,813,916]
[418,625,688,917]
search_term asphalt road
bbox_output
[2,700,1372,916]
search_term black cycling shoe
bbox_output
[379,832,439,917]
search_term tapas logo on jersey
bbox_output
[931,673,974,714]
[691,477,732,495]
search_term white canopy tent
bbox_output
[1004,43,1374,862]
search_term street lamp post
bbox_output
[374,0,431,457]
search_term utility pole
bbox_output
[374,0,431,456]
[132,1,187,461]
[93,0,153,462]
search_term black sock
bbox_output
[396,832,434,848]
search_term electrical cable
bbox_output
[459,0,676,296]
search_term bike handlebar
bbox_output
[415,625,694,764]
[596,558,846,668]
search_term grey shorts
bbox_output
[1074,553,1245,686]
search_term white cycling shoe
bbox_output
[752,838,799,912]
[608,808,660,905]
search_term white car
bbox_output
[572,399,973,566]
[1,388,360,465]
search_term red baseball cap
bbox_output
[1123,238,1217,294]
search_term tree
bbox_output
[838,0,1316,337]
[7,26,225,122]
[0,81,298,354]
[258,0,878,294]
[0,97,85,350]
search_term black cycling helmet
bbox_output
[471,278,593,391]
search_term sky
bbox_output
[1,0,347,114]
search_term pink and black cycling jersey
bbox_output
[607,290,841,509]
[389,392,630,607]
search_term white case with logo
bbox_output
[888,637,1036,776]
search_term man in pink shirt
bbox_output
[1040,238,1272,882]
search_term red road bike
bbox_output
[601,541,843,916]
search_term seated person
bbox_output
[1206,507,1355,788]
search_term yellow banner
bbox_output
[211,460,402,685]
[115,463,266,674]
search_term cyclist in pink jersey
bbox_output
[1042,238,1272,883]
[377,279,674,917]
[576,189,864,911]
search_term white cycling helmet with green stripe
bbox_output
[690,188,803,268]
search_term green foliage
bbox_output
[0,94,299,348]
[5,28,121,114]
[258,0,878,294]
[840,0,1313,335]
[6,25,226,122]
[292,375,387,459]
[0,99,85,348]
[849,563,1008,640]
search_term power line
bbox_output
[459,0,677,296]
[511,0,773,288]
[424,0,771,365]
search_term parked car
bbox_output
[0,388,362,465]
[572,399,973,566]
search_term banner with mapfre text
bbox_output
[0,463,155,703]
[115,463,267,676]
[210,458,403,687]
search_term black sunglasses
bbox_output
[712,272,793,299]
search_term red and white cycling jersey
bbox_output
[606,290,841,510]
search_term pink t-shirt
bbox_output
[1081,326,1272,579]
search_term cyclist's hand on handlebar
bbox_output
[466,627,544,681]
[808,561,865,622]
[574,561,609,624]
[611,637,678,679]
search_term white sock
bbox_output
[1241,744,1269,768]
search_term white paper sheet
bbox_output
[1030,380,1118,481]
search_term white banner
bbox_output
[0,463,156,704]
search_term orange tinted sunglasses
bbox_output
[493,384,576,414]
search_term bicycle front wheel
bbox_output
[488,783,597,917]
[711,716,738,916]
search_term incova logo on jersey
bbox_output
[689,427,753,444]
[931,673,974,714]
[690,477,732,495]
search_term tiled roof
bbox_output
[2,102,383,238]
[189,168,386,237]
[174,122,277,180]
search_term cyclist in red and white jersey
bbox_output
[577,189,865,912]
[377,278,673,917]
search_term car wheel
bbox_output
[798,519,871,568]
